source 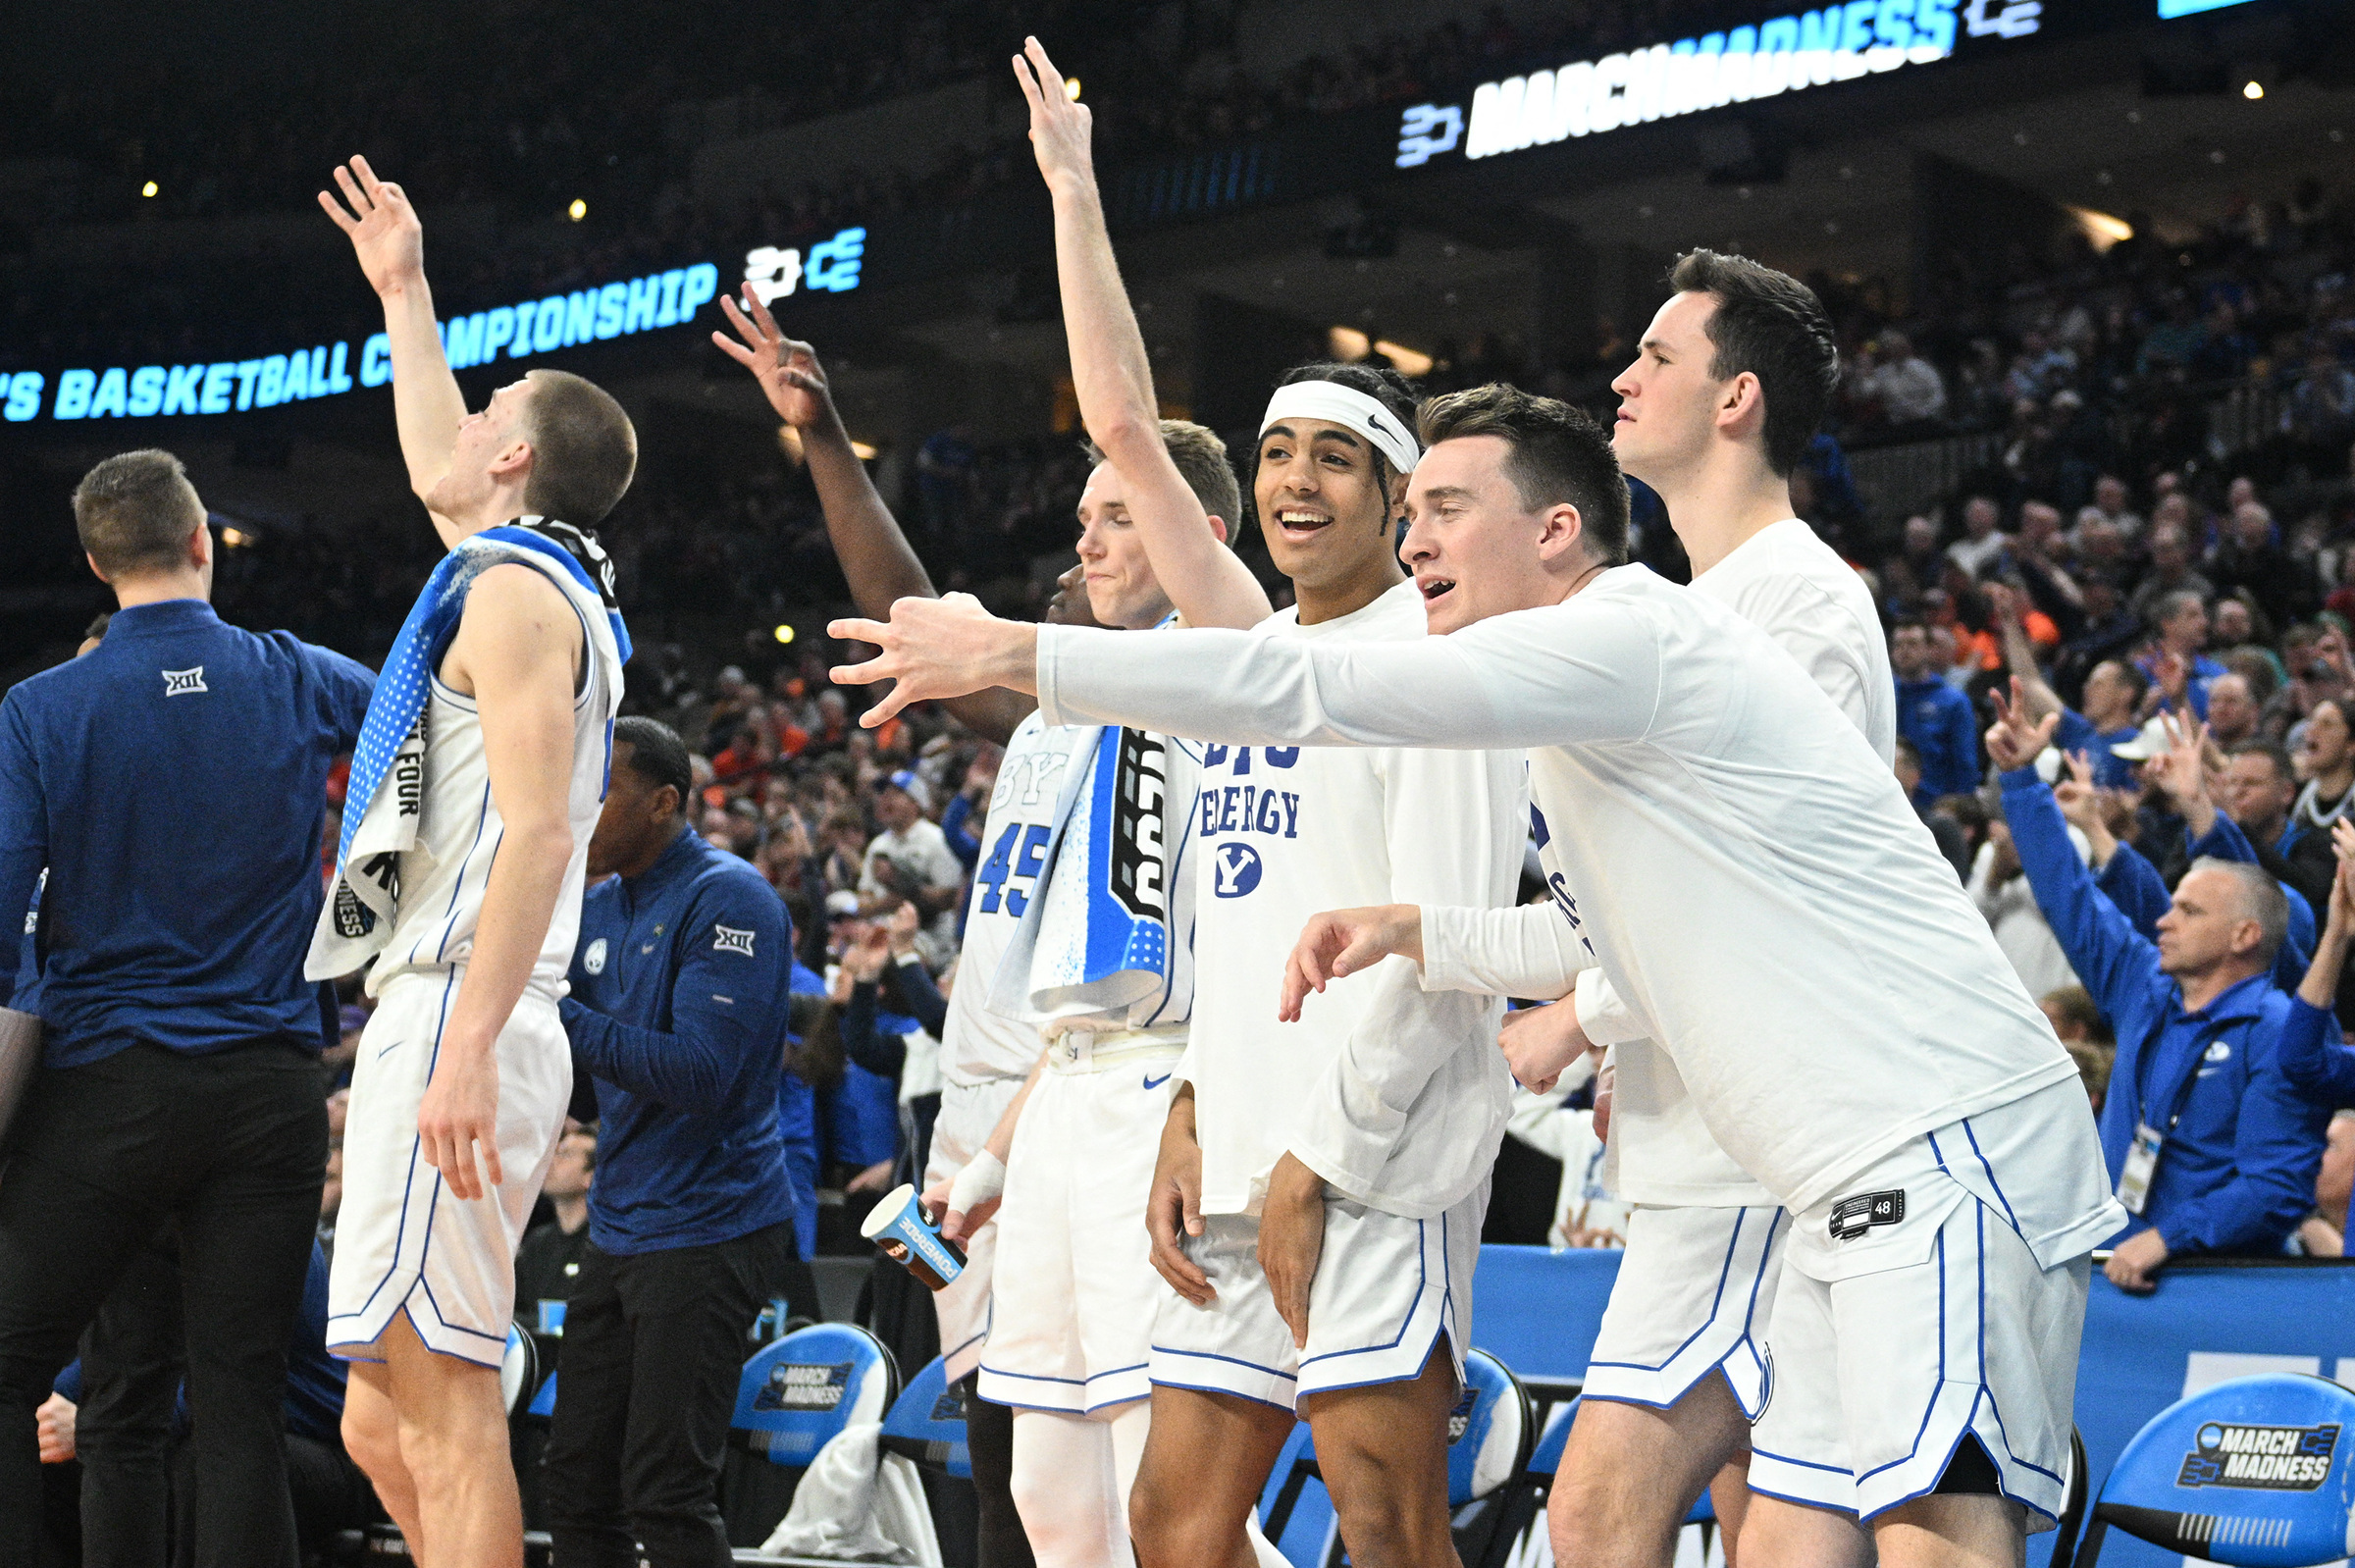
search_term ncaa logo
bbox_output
[1212,842,1263,898]
[583,938,607,975]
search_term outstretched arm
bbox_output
[319,157,469,548]
[1014,37,1269,631]
[830,590,1661,750]
[712,291,1033,746]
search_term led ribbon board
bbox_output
[1392,0,2044,169]
[2,228,866,424]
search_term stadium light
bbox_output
[140,182,158,198]
[1328,326,1371,360]
[1377,340,1434,377]
[773,624,796,645]
[2242,79,2264,99]
[568,198,588,220]
[1065,77,1082,101]
[2066,204,2134,252]
[849,440,879,460]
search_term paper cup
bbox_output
[860,1183,967,1291]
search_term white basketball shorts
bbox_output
[1747,1078,2115,1529]
[1149,1176,1489,1414]
[974,1037,1181,1415]
[1583,1202,1787,1419]
[328,969,572,1368]
[924,1073,1028,1384]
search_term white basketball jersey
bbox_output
[941,709,1097,1086]
[367,582,618,1001]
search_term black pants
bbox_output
[0,1041,327,1568]
[543,1222,796,1568]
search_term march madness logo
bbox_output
[2176,1423,2338,1490]
[754,1361,853,1414]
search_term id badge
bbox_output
[2117,1122,2163,1215]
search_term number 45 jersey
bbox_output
[1185,581,1526,1221]
[942,714,1091,1087]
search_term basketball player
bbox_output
[1492,252,1895,1568]
[1006,39,1523,1568]
[317,158,636,1568]
[825,384,2123,1568]
[713,277,1245,1568]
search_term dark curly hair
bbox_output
[1248,361,1423,540]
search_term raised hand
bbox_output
[1985,678,2060,772]
[829,595,1037,727]
[2053,751,2100,832]
[2150,710,2212,807]
[1985,581,2021,626]
[2332,819,2355,934]
[1279,905,1422,1020]
[317,155,424,298]
[713,287,835,430]
[1011,35,1094,192]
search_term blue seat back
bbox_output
[879,1354,970,1479]
[2091,1373,2355,1566]
[1447,1348,1535,1509]
[730,1323,900,1468]
[529,1369,559,1420]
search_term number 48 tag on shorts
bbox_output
[2117,1122,2163,1215]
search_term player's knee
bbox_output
[1547,1477,1667,1568]
[1127,1472,1220,1567]
[340,1401,400,1483]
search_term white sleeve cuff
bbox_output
[1572,967,1648,1049]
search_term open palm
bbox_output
[714,287,832,429]
[317,155,423,297]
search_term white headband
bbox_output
[1259,381,1420,476]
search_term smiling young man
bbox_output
[315,158,635,1568]
[1000,40,1524,1568]
[1482,251,1895,1568]
[827,382,2122,1568]
[715,167,1247,1556]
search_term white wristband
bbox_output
[948,1149,1007,1217]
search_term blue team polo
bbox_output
[0,599,373,1066]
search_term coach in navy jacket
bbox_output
[543,716,808,1568]
[1998,758,2328,1292]
[0,450,372,1568]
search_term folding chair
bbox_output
[2068,1374,2355,1565]
[719,1322,901,1549]
[878,1353,970,1480]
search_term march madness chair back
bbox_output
[2072,1373,2355,1566]
[722,1322,900,1547]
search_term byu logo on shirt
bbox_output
[1212,842,1263,898]
[161,666,207,696]
[583,938,608,975]
[712,924,757,956]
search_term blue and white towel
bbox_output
[989,723,1194,1028]
[304,518,628,980]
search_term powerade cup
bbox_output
[859,1183,967,1291]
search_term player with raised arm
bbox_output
[714,113,1253,1549]
[1489,252,1893,1568]
[314,159,635,1568]
[1012,43,1524,1568]
[825,384,2122,1568]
